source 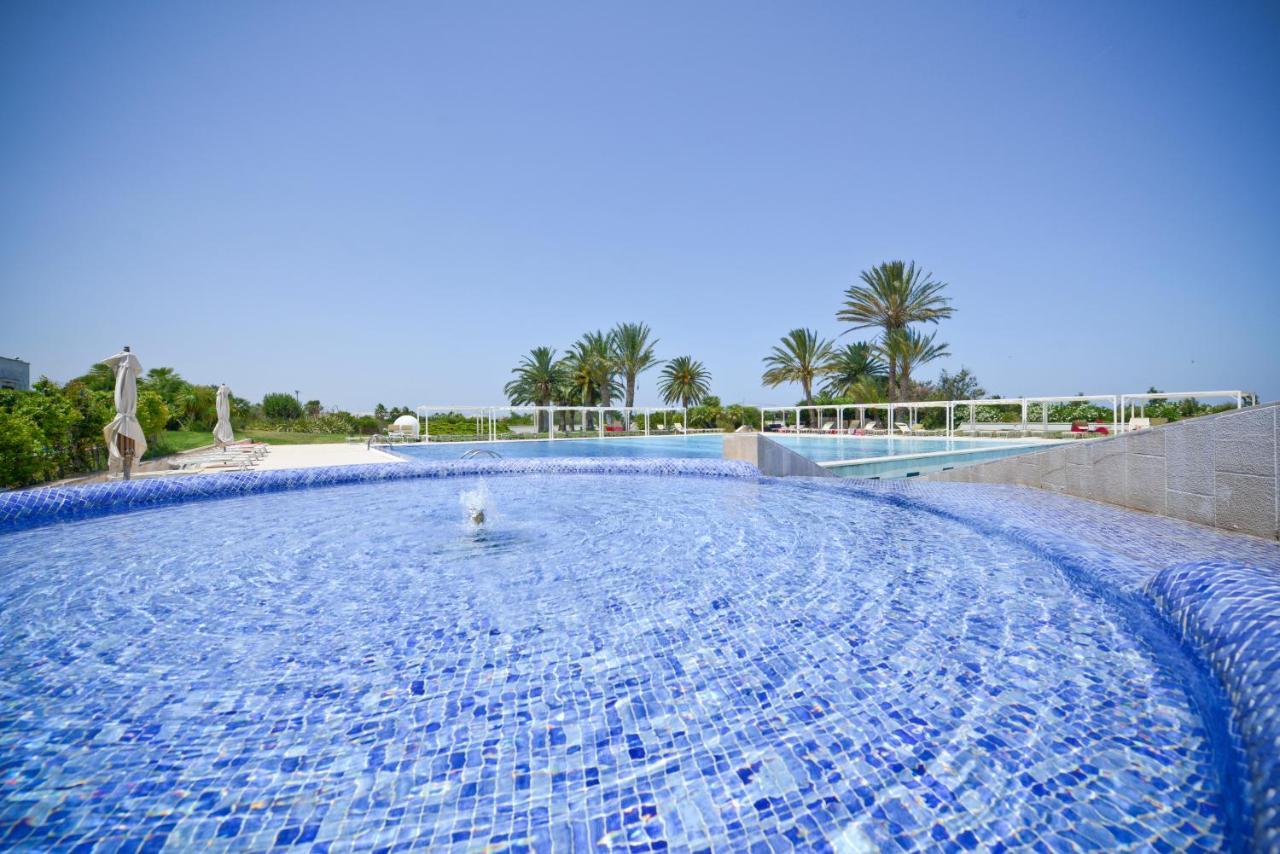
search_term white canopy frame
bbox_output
[1119,390,1253,425]
[951,395,1119,434]
[416,405,692,442]
[415,406,497,442]
[758,402,952,435]
[409,389,1253,444]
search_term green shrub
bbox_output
[262,392,303,420]
[245,412,358,435]
[137,391,170,440]
[353,416,380,435]
[0,409,46,487]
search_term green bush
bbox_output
[262,392,303,420]
[246,412,358,435]
[353,415,380,435]
[137,390,170,440]
[0,409,46,487]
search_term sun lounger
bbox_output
[171,444,269,469]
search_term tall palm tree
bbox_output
[837,260,954,401]
[842,377,887,405]
[658,356,711,409]
[74,362,117,392]
[879,328,950,401]
[821,342,886,399]
[611,322,659,413]
[560,333,620,429]
[567,330,617,408]
[762,328,835,423]
[503,346,563,432]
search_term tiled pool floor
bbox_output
[0,463,1275,850]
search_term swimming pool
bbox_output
[2,460,1271,851]
[389,434,1051,476]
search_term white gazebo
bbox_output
[389,414,420,439]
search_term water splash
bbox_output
[459,480,493,527]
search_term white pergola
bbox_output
[952,395,1120,434]
[415,405,691,441]
[757,402,955,435]
[1118,390,1253,423]
[410,389,1257,443]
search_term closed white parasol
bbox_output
[102,347,147,479]
[214,384,235,446]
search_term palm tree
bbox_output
[762,328,835,424]
[73,362,117,392]
[880,328,950,400]
[837,261,954,400]
[611,322,659,418]
[560,332,620,429]
[821,342,886,399]
[842,377,887,404]
[658,356,711,409]
[568,330,617,408]
[503,346,563,432]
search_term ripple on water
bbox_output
[0,473,1238,851]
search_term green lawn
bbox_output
[147,429,353,458]
[145,431,216,458]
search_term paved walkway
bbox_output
[251,443,403,470]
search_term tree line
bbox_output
[761,260,960,415]
[504,323,711,431]
[0,364,411,488]
[502,261,969,429]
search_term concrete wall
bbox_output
[723,433,835,478]
[927,403,1279,540]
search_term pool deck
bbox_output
[250,443,403,470]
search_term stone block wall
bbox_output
[927,403,1279,540]
[723,433,835,478]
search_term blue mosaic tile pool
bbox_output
[1,460,1276,851]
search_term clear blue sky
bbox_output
[3,2,1277,410]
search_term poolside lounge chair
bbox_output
[896,424,912,434]
[170,442,269,470]
[1128,417,1151,431]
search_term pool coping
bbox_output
[817,441,1059,470]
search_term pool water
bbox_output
[391,434,1044,474]
[0,473,1240,850]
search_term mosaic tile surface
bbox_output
[1146,562,1280,851]
[0,458,758,534]
[0,467,1261,850]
